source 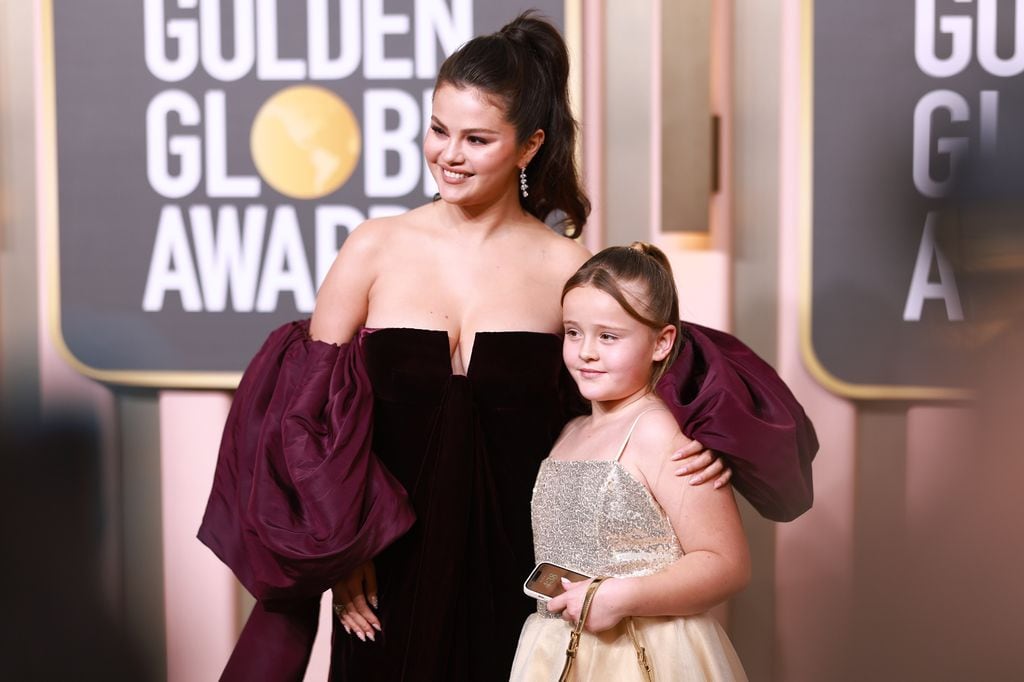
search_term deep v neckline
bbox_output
[367,327,560,377]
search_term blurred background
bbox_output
[1,1,1021,680]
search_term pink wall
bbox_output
[158,392,237,680]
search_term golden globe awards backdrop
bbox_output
[807,0,1024,399]
[45,0,568,387]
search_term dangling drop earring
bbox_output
[519,166,529,198]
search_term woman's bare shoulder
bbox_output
[338,216,387,254]
[317,210,425,298]
[522,226,590,276]
[553,232,592,264]
[339,205,435,255]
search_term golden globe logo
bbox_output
[251,85,362,200]
[139,0,471,314]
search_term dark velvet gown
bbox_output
[198,320,817,681]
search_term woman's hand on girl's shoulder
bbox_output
[671,437,732,488]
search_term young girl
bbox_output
[510,243,749,681]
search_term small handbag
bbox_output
[558,577,654,682]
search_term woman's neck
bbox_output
[435,190,529,241]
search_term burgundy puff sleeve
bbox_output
[656,323,818,522]
[198,320,415,601]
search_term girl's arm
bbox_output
[549,411,750,631]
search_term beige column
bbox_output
[776,1,857,680]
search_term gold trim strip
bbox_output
[796,0,971,402]
[40,0,247,390]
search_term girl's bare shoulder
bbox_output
[547,414,599,460]
[628,406,689,463]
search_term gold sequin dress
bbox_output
[509,411,748,681]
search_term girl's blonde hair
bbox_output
[562,242,682,388]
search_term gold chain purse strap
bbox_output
[558,577,654,682]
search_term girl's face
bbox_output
[562,285,675,408]
[424,84,540,210]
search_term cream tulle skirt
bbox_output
[509,612,747,682]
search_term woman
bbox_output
[199,12,816,681]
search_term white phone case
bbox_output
[523,561,592,601]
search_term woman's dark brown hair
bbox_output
[562,242,682,387]
[435,11,590,237]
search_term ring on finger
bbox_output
[332,603,347,618]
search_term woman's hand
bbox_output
[546,576,628,633]
[331,561,380,642]
[671,439,732,488]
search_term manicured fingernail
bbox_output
[366,630,376,642]
[675,466,690,475]
[561,577,570,584]
[369,596,379,609]
[343,624,351,635]
[689,475,702,484]
[372,623,382,632]
[356,631,366,642]
[715,480,724,489]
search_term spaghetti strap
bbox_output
[613,408,661,462]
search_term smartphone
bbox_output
[523,561,592,601]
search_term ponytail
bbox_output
[435,11,590,237]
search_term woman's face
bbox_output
[424,84,527,210]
